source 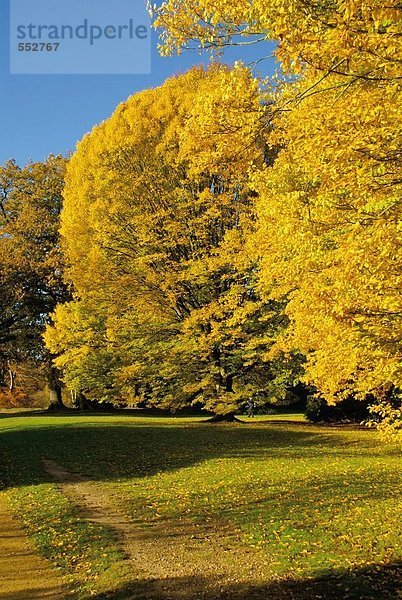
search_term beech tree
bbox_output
[252,69,402,404]
[153,0,402,431]
[45,65,300,416]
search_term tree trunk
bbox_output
[49,384,63,407]
[76,392,95,411]
[0,358,6,388]
[70,390,89,410]
[207,346,242,421]
[48,366,64,409]
[225,374,234,393]
[8,367,16,392]
[212,345,224,396]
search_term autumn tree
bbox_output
[252,70,402,405]
[154,0,401,84]
[0,156,69,407]
[45,65,301,416]
[153,0,402,429]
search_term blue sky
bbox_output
[0,0,276,166]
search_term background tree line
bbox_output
[0,156,68,408]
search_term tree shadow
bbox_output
[0,420,400,600]
[0,419,397,490]
[0,586,65,600]
[90,562,402,600]
[2,563,399,599]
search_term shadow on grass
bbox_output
[1,563,399,600]
[0,587,65,600]
[0,420,400,600]
[88,562,402,600]
[0,418,398,490]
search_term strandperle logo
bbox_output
[10,0,151,75]
[16,19,149,46]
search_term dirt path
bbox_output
[0,493,67,600]
[42,458,274,599]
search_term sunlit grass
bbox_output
[0,414,400,598]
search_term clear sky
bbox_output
[0,0,276,166]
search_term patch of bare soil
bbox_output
[0,493,67,600]
[42,458,274,599]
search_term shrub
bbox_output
[0,387,36,409]
[305,395,370,424]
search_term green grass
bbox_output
[0,413,401,599]
[241,411,307,422]
[8,483,123,593]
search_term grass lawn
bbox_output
[0,413,400,599]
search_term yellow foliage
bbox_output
[154,0,402,428]
[46,65,288,413]
[252,59,402,401]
